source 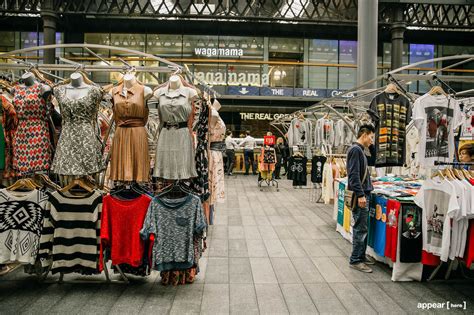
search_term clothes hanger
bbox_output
[428,85,448,96]
[33,173,61,190]
[60,177,95,194]
[157,180,194,198]
[7,178,39,191]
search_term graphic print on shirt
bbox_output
[425,106,453,159]
[424,192,450,248]
[402,206,421,240]
[460,104,474,139]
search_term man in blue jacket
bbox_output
[347,124,375,273]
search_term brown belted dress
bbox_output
[110,83,150,182]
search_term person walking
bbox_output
[274,137,286,179]
[240,130,257,175]
[225,130,239,175]
[347,124,376,273]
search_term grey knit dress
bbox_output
[153,85,198,179]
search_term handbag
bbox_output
[344,159,368,210]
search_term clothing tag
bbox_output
[121,87,128,97]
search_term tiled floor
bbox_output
[1,175,473,314]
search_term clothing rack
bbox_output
[434,161,474,166]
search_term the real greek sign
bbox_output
[194,48,244,57]
[240,113,292,121]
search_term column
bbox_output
[390,5,406,71]
[357,0,378,88]
[41,0,57,65]
[303,39,309,89]
[263,37,269,87]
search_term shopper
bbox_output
[274,137,286,179]
[225,130,238,175]
[459,143,474,169]
[240,130,257,175]
[347,124,376,273]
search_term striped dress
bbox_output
[40,191,102,275]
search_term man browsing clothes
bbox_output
[239,130,257,175]
[347,124,376,273]
[225,130,239,175]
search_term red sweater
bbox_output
[99,194,151,270]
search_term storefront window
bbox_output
[218,36,264,60]
[110,34,146,56]
[308,39,338,89]
[84,33,111,56]
[0,32,15,53]
[226,64,263,86]
[146,34,183,58]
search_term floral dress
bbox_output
[51,85,105,175]
[12,83,51,174]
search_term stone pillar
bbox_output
[41,0,57,65]
[390,5,406,71]
[357,0,378,88]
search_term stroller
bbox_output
[257,146,279,191]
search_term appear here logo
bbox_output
[194,48,244,57]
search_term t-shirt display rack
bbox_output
[272,54,474,281]
[0,43,220,285]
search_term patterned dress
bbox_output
[51,85,105,175]
[12,83,51,174]
[209,109,226,205]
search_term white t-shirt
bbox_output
[459,99,474,140]
[412,94,463,168]
[448,180,469,260]
[414,178,460,262]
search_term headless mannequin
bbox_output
[168,75,182,90]
[65,72,91,99]
[21,72,51,99]
[210,99,222,126]
[123,73,153,100]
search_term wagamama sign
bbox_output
[194,71,269,86]
[194,48,244,57]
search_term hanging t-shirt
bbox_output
[337,181,345,226]
[48,191,103,275]
[459,101,474,140]
[0,189,48,264]
[399,203,423,263]
[100,194,152,270]
[311,155,327,183]
[414,178,460,262]
[368,194,377,248]
[374,195,387,257]
[385,199,401,262]
[412,94,463,168]
[289,156,307,186]
[368,92,412,167]
[464,219,474,268]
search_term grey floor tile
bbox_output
[244,225,262,239]
[329,256,373,283]
[209,238,229,257]
[275,226,296,240]
[201,284,230,314]
[229,239,249,257]
[258,225,279,239]
[228,226,245,239]
[242,215,257,226]
[139,285,177,314]
[291,257,325,283]
[305,283,348,314]
[288,225,312,240]
[108,278,156,315]
[268,215,286,226]
[169,284,204,315]
[228,215,243,226]
[250,257,278,284]
[354,282,406,314]
[281,284,318,314]
[311,257,349,283]
[255,215,271,226]
[247,239,268,257]
[230,284,259,314]
[229,257,254,284]
[271,258,302,284]
[254,284,289,314]
[377,282,431,315]
[330,283,377,315]
[281,239,307,258]
[263,239,288,257]
[212,226,229,239]
[214,214,229,226]
[299,240,327,257]
[205,257,229,284]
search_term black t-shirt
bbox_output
[368,92,412,167]
[288,156,307,186]
[399,203,423,263]
[311,156,327,183]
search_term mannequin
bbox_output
[168,75,182,90]
[124,73,153,100]
[210,99,222,126]
[21,71,51,99]
[64,72,91,100]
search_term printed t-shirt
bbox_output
[374,195,387,257]
[367,194,377,248]
[385,199,401,262]
[399,203,423,263]
[414,178,460,262]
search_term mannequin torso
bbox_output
[65,73,91,100]
[123,73,153,101]
[21,72,51,99]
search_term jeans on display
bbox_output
[225,149,235,174]
[349,193,370,265]
[244,149,256,174]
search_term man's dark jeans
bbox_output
[349,193,370,265]
[225,149,235,174]
[244,149,256,174]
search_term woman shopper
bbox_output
[274,137,286,179]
